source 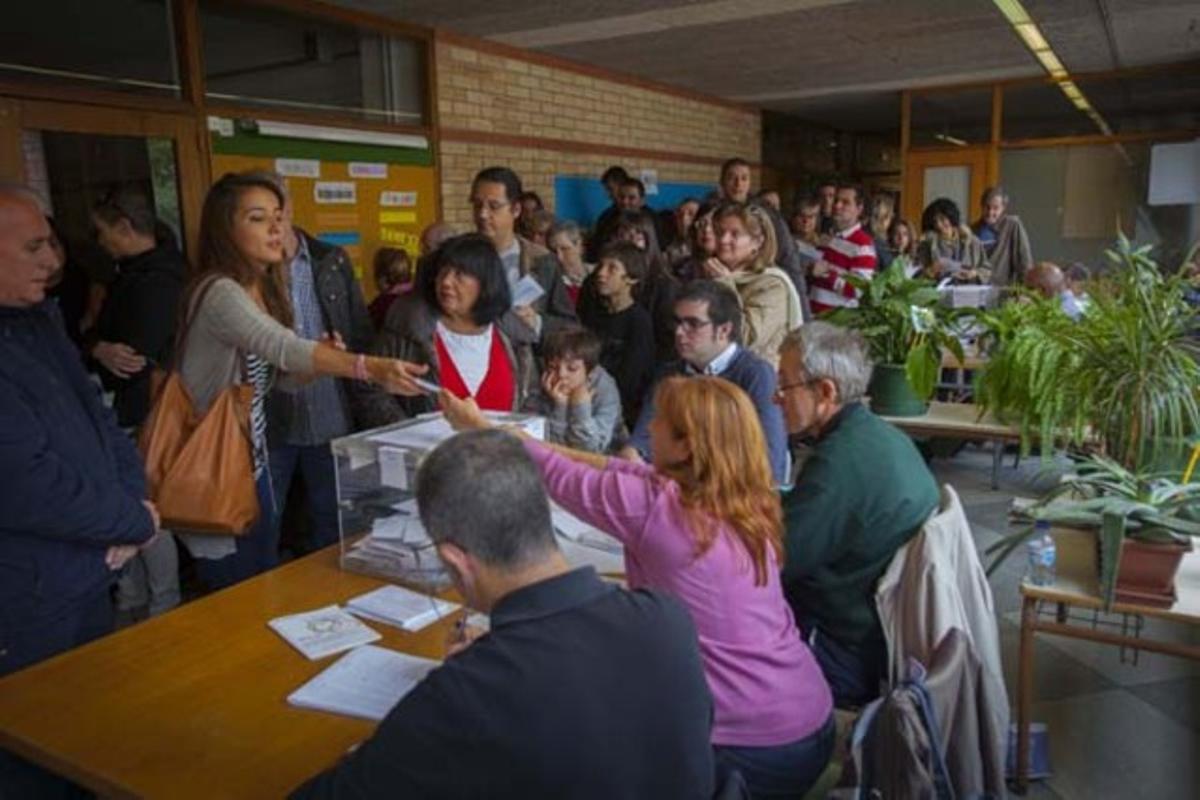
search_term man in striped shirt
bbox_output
[808,184,878,315]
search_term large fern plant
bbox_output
[974,236,1200,471]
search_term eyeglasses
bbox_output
[773,378,815,399]
[673,316,713,333]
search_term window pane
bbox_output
[200,1,426,125]
[1082,71,1200,135]
[1002,81,1097,141]
[910,87,992,148]
[0,1,178,96]
[1000,142,1198,269]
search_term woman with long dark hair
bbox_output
[175,172,425,588]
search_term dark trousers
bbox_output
[1,589,113,797]
[0,586,114,678]
[713,714,836,800]
[269,442,340,551]
[194,470,278,591]
[802,622,888,710]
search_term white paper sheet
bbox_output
[511,274,546,307]
[346,585,460,632]
[268,605,381,661]
[287,645,440,720]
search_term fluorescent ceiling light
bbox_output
[993,0,1031,24]
[1014,22,1050,52]
[934,133,968,147]
[992,0,1114,137]
[254,120,428,150]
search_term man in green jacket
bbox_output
[775,322,939,708]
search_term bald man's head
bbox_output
[0,185,59,308]
[1025,261,1065,299]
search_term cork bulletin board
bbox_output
[210,123,438,302]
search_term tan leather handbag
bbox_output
[138,280,259,535]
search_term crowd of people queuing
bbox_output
[2,156,1064,797]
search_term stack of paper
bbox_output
[347,584,460,632]
[551,506,623,554]
[287,644,440,721]
[268,605,381,660]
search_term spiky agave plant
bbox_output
[985,453,1200,608]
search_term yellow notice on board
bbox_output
[380,228,420,252]
[379,211,417,225]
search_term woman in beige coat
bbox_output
[702,202,803,366]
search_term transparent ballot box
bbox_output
[331,412,546,590]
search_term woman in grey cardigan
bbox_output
[177,172,426,589]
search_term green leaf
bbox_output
[1098,511,1126,611]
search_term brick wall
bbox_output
[434,35,761,227]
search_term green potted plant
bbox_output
[979,236,1200,606]
[826,263,965,417]
[986,453,1199,609]
[974,236,1200,466]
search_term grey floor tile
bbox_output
[1029,689,1199,799]
[1129,676,1200,733]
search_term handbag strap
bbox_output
[174,276,249,384]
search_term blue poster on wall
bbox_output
[553,174,716,227]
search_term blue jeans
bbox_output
[0,587,113,678]
[714,714,836,800]
[194,470,278,591]
[269,443,341,551]
[802,622,888,710]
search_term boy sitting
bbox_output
[524,326,625,453]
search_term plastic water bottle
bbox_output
[1026,521,1056,586]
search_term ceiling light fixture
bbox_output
[992,0,1113,137]
[934,133,969,147]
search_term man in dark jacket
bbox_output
[89,188,185,618]
[0,184,159,677]
[585,165,629,262]
[268,182,383,552]
[292,430,715,799]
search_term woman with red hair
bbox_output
[443,376,833,798]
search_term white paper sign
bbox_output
[349,162,388,179]
[276,158,321,179]
[378,446,408,490]
[380,191,418,207]
[206,116,234,137]
[639,169,659,196]
[314,181,356,204]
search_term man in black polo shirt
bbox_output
[292,430,715,799]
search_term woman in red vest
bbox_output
[364,233,533,422]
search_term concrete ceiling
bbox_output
[336,0,1200,133]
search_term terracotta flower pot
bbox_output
[1114,537,1193,607]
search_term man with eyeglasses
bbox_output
[622,280,789,485]
[774,322,938,709]
[469,166,576,341]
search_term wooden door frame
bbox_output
[0,98,209,257]
[901,146,993,225]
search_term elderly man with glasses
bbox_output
[774,322,939,709]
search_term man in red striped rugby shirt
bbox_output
[808,184,878,315]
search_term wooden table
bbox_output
[1014,528,1200,793]
[0,547,461,799]
[882,402,1021,489]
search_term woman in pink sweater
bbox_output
[443,377,833,798]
